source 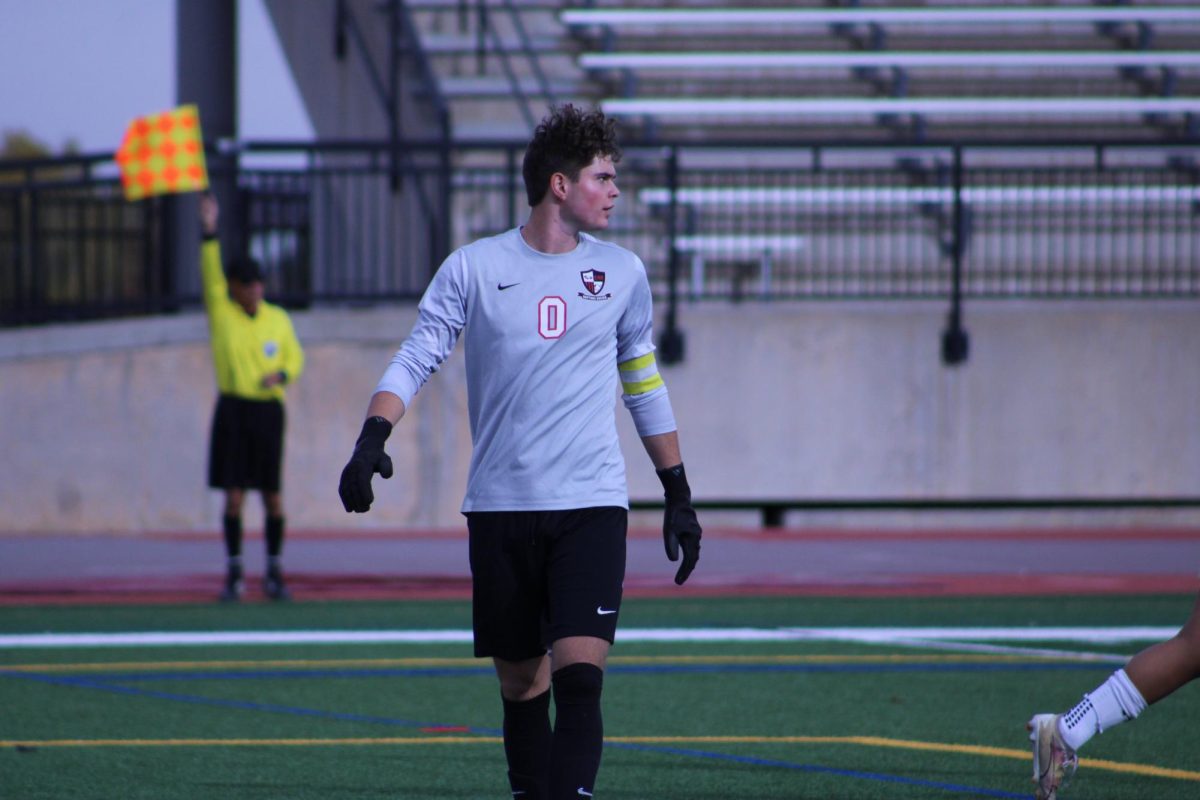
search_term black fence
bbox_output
[1,139,1197,330]
[0,160,174,326]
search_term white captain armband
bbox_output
[619,352,677,436]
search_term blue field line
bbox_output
[1,668,1031,798]
[1,670,459,732]
[86,666,497,682]
[611,662,1109,676]
[606,742,1030,799]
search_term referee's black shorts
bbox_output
[467,506,627,661]
[208,394,285,492]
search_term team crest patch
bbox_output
[581,269,605,294]
[579,269,612,301]
[264,341,279,358]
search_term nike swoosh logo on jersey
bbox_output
[596,606,617,615]
[497,282,520,290]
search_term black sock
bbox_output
[265,515,285,559]
[222,515,243,559]
[549,663,604,798]
[503,689,551,799]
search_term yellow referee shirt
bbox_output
[201,240,304,401]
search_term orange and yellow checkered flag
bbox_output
[115,104,209,201]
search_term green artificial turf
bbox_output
[1,595,1197,799]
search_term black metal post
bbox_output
[437,109,454,276]
[389,0,402,193]
[4,188,26,324]
[658,146,685,364]
[334,0,347,59]
[941,144,970,366]
[476,0,488,76]
[506,146,518,229]
[27,190,42,323]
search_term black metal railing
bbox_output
[1,139,1197,331]
[0,156,173,326]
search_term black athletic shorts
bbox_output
[467,506,627,661]
[207,394,285,492]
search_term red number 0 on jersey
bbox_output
[538,296,567,339]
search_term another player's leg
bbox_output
[1027,712,1078,800]
[1028,591,1200,799]
[220,488,245,602]
[262,491,290,600]
[1123,591,1200,705]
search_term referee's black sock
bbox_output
[502,689,551,799]
[265,515,285,559]
[549,663,604,798]
[222,515,243,560]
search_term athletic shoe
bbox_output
[1028,713,1078,800]
[263,567,291,601]
[219,565,244,603]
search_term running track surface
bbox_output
[1,526,1197,605]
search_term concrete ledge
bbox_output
[4,299,1200,533]
[0,303,420,362]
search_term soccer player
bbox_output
[1028,590,1200,799]
[338,104,702,799]
[200,193,305,602]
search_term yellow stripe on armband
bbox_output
[619,353,664,395]
[619,353,657,373]
[622,374,665,395]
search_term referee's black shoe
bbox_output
[219,564,244,603]
[263,566,292,601]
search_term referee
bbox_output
[339,105,701,798]
[200,194,305,602]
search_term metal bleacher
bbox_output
[404,0,1200,143]
[6,3,1196,333]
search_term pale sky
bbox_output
[0,0,314,155]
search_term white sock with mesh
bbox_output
[1058,668,1148,751]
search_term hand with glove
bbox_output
[339,416,394,513]
[656,463,702,585]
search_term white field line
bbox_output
[0,626,1179,649]
[778,626,1181,644]
[878,637,1131,663]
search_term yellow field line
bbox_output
[0,653,1072,673]
[2,736,502,747]
[1,658,491,673]
[2,734,1197,782]
[617,736,1200,781]
[622,655,1063,664]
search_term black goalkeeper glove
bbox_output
[339,416,394,513]
[657,463,702,585]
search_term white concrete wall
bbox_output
[264,0,446,141]
[2,300,1198,534]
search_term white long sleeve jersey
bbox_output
[376,228,676,512]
